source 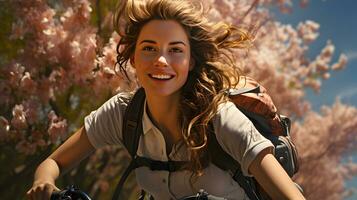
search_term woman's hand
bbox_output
[26,127,95,200]
[26,181,60,200]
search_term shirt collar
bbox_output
[142,99,155,135]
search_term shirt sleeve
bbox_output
[84,92,131,149]
[212,101,274,177]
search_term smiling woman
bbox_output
[133,20,192,98]
[26,0,306,200]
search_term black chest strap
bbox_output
[112,88,146,200]
[135,156,188,172]
[112,155,188,200]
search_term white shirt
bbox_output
[84,92,274,200]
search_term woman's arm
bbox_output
[248,148,306,200]
[27,126,95,200]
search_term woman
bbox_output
[27,0,305,199]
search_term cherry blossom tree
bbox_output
[0,0,356,199]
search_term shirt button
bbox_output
[162,179,166,183]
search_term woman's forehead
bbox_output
[137,19,190,44]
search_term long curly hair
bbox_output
[114,0,252,184]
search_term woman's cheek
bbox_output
[171,55,190,67]
[140,52,157,62]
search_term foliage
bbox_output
[0,0,356,199]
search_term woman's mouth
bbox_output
[149,74,175,80]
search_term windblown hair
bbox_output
[114,0,252,184]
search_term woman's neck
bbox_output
[145,92,182,146]
[146,93,180,128]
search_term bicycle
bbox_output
[50,185,91,200]
[50,185,227,200]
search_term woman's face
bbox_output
[133,19,193,98]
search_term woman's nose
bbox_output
[154,55,169,67]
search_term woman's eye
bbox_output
[143,46,156,52]
[170,48,183,53]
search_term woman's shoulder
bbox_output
[90,90,136,116]
[112,90,135,104]
[214,100,250,127]
[216,100,241,115]
[104,90,135,108]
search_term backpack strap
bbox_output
[226,85,260,96]
[122,87,146,156]
[207,123,261,200]
[112,88,146,200]
[112,159,138,200]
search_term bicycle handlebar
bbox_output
[50,186,226,200]
[177,189,227,200]
[50,185,91,200]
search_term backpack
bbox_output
[111,76,300,200]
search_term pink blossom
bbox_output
[303,78,321,92]
[314,59,329,71]
[297,20,319,44]
[10,21,26,40]
[102,67,116,79]
[0,116,10,141]
[31,130,46,147]
[15,140,36,155]
[98,32,121,69]
[9,63,25,86]
[47,111,68,143]
[320,40,335,58]
[11,104,28,130]
[322,72,330,80]
[60,7,74,23]
[22,99,40,125]
[0,0,355,199]
[20,72,37,93]
[332,54,347,70]
[70,40,81,57]
[293,100,357,199]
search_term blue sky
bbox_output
[271,0,357,109]
[270,0,357,199]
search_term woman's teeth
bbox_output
[150,74,173,80]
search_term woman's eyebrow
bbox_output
[139,40,186,46]
[139,40,156,44]
[169,41,186,46]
